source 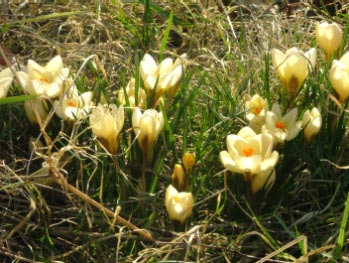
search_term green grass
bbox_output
[1,1,349,262]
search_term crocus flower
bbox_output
[140,53,186,103]
[171,164,185,191]
[316,21,342,60]
[220,126,279,180]
[272,47,316,101]
[0,67,14,98]
[165,184,193,224]
[118,78,147,108]
[17,55,69,98]
[90,104,124,154]
[244,94,268,133]
[182,152,195,175]
[262,103,302,145]
[132,107,164,155]
[54,86,93,121]
[329,52,349,103]
[302,107,322,142]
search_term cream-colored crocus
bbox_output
[0,67,14,98]
[54,87,93,121]
[132,107,164,155]
[244,94,268,133]
[316,21,342,60]
[329,52,349,103]
[17,55,69,98]
[118,78,147,108]
[165,184,193,224]
[90,104,124,154]
[302,107,322,142]
[219,126,279,179]
[272,47,316,101]
[24,98,49,125]
[262,103,302,145]
[140,53,186,102]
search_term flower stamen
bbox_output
[275,122,285,129]
[39,77,49,83]
[253,106,262,115]
[243,147,254,157]
[68,101,77,107]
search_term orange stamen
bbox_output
[243,147,254,157]
[68,101,77,107]
[275,122,285,129]
[39,77,49,83]
[253,106,262,115]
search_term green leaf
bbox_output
[159,11,173,56]
[0,95,37,105]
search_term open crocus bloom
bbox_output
[90,104,124,154]
[262,103,302,145]
[272,47,316,101]
[54,86,93,121]
[220,126,279,177]
[17,55,69,98]
[132,107,164,154]
[118,78,147,108]
[316,21,342,60]
[140,53,186,102]
[244,94,268,133]
[302,107,322,142]
[0,67,14,98]
[329,52,349,103]
[165,184,193,224]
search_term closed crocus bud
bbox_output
[219,126,279,179]
[316,22,342,60]
[118,78,147,108]
[302,107,322,142]
[132,107,164,156]
[272,47,316,101]
[17,55,69,98]
[329,52,349,103]
[0,67,14,98]
[24,98,49,125]
[165,184,193,225]
[182,152,195,174]
[90,104,124,154]
[171,164,186,191]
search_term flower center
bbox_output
[39,77,49,83]
[68,101,77,107]
[253,106,262,115]
[243,147,254,157]
[275,121,285,129]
